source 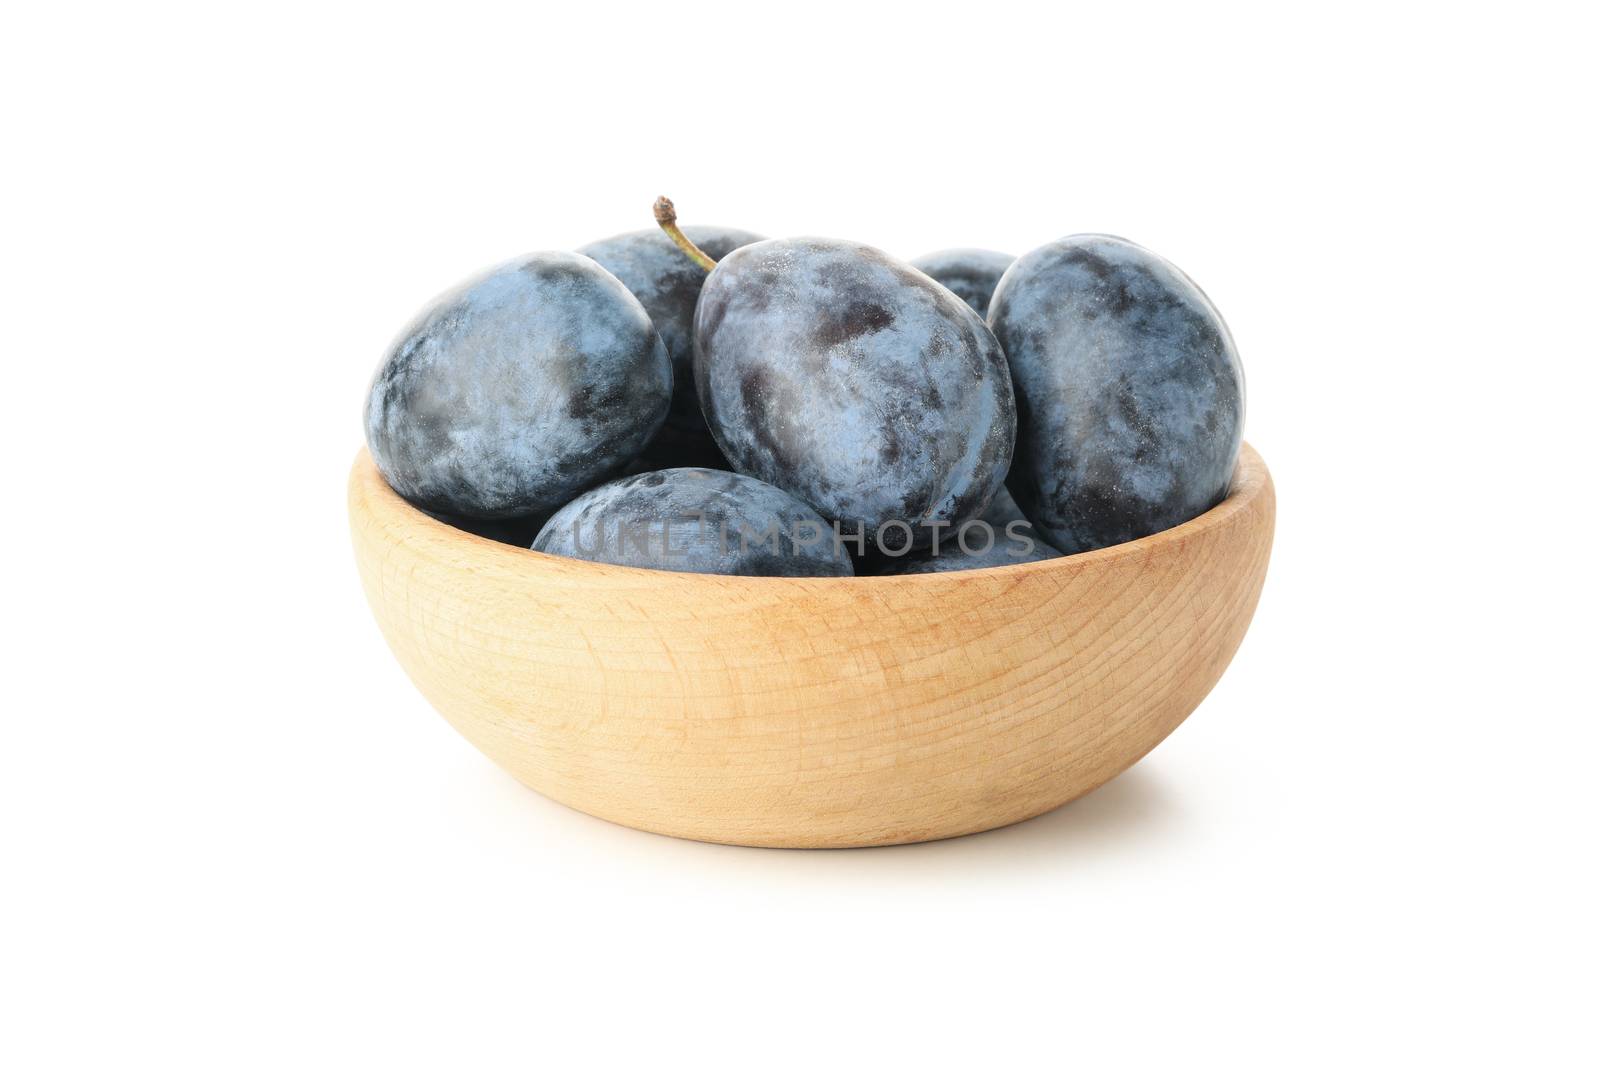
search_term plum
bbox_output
[866,486,1062,574]
[579,225,764,440]
[910,248,1015,317]
[692,236,1016,552]
[533,467,853,576]
[364,252,671,519]
[988,234,1244,554]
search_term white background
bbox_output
[4,2,1596,1063]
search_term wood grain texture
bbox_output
[349,444,1275,848]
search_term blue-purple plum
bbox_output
[533,467,852,577]
[694,238,1016,552]
[365,252,671,519]
[910,248,1015,317]
[988,234,1244,554]
[579,225,764,439]
[865,486,1062,574]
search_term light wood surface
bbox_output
[348,444,1275,848]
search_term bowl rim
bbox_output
[350,441,1270,586]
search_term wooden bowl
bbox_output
[349,444,1274,848]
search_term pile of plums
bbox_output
[364,199,1245,577]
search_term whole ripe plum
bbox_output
[910,248,1015,317]
[365,252,671,519]
[533,467,853,576]
[579,226,764,439]
[693,237,1016,552]
[988,234,1244,554]
[866,486,1062,574]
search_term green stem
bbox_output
[653,196,717,272]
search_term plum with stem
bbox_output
[579,224,764,442]
[654,197,1016,553]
